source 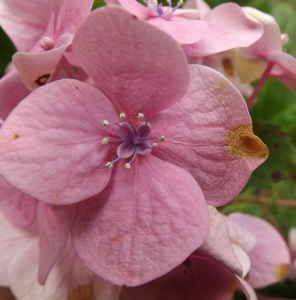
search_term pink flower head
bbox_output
[225,213,291,288]
[237,7,296,93]
[105,0,208,45]
[0,6,267,285]
[0,0,93,90]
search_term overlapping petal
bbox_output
[182,3,263,57]
[150,65,268,206]
[0,79,118,204]
[72,155,209,286]
[72,5,190,120]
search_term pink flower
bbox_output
[105,0,208,45]
[0,0,93,90]
[181,2,263,58]
[224,213,291,288]
[237,7,296,94]
[0,209,121,300]
[0,6,267,286]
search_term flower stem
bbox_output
[247,61,275,109]
[235,196,296,208]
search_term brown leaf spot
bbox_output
[131,14,137,19]
[68,285,93,300]
[274,143,280,149]
[35,74,50,86]
[274,264,289,281]
[226,124,268,159]
[13,134,19,140]
[271,171,282,182]
[222,58,234,77]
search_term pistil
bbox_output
[102,113,165,169]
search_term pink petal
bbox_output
[54,0,93,38]
[0,175,37,228]
[229,213,291,288]
[197,206,250,277]
[72,5,189,120]
[234,276,257,300]
[12,36,72,91]
[173,9,200,20]
[182,3,263,57]
[0,70,30,120]
[148,17,208,45]
[0,79,117,204]
[37,202,75,285]
[269,52,296,77]
[223,215,257,253]
[118,0,150,19]
[0,0,62,51]
[119,256,236,300]
[150,65,268,206]
[72,155,209,286]
[240,7,282,59]
[183,0,211,19]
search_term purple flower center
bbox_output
[102,113,165,169]
[144,0,184,20]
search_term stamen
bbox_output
[160,136,165,141]
[152,0,158,6]
[125,163,131,169]
[119,113,126,120]
[103,120,109,126]
[105,162,113,168]
[152,143,158,148]
[102,138,109,144]
[138,113,144,119]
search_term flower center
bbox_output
[102,113,165,169]
[144,0,183,20]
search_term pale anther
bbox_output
[152,143,158,148]
[138,113,144,119]
[119,113,126,119]
[103,120,109,126]
[152,0,158,6]
[105,162,113,168]
[177,0,183,5]
[160,136,165,141]
[102,138,109,145]
[125,163,131,169]
[167,0,171,4]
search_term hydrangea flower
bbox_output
[0,0,93,90]
[0,6,268,286]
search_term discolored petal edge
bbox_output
[72,155,209,286]
[37,202,75,285]
[229,213,291,289]
[0,70,30,120]
[0,175,37,228]
[182,3,263,57]
[148,17,208,45]
[196,206,249,277]
[72,5,189,120]
[150,64,267,206]
[0,79,117,204]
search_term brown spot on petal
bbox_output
[54,193,60,199]
[68,285,93,300]
[222,58,234,77]
[274,264,289,281]
[13,134,19,139]
[226,124,268,159]
[35,74,50,86]
[131,14,137,19]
